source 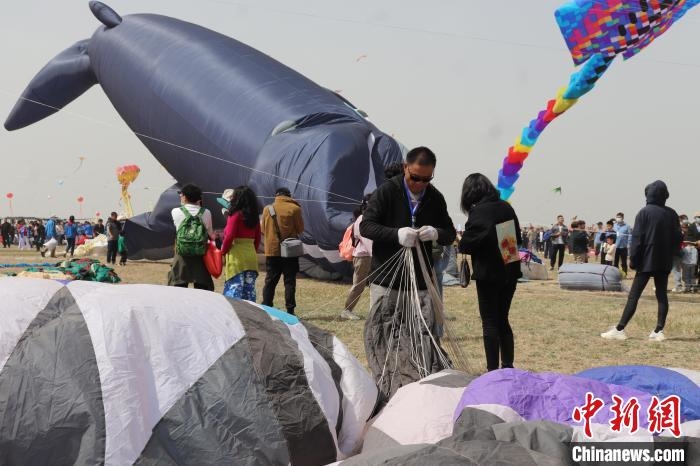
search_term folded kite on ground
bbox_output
[0,279,378,465]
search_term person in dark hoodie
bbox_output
[601,180,681,342]
[360,146,456,401]
[458,173,522,371]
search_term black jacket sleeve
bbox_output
[458,212,490,254]
[360,182,399,244]
[629,211,646,270]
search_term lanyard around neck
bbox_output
[403,179,425,227]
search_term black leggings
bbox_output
[106,240,118,264]
[475,279,517,371]
[618,272,669,332]
[614,247,628,273]
[65,237,76,256]
[550,244,566,268]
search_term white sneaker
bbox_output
[340,310,361,320]
[648,330,665,342]
[601,327,627,340]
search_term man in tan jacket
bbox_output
[261,187,304,315]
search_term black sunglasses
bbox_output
[407,168,433,183]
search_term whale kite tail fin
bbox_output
[89,1,122,28]
[4,39,97,130]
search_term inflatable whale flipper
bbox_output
[4,40,96,131]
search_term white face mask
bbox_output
[616,217,623,223]
[695,217,700,224]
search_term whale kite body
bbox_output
[5,1,404,276]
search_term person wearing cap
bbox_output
[261,187,304,315]
[168,184,216,290]
[601,180,681,342]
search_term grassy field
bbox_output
[2,247,698,375]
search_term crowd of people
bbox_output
[517,210,700,293]
[4,151,698,401]
[1,217,101,251]
[1,213,125,263]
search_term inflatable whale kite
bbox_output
[5,1,404,276]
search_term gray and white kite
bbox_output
[0,278,378,465]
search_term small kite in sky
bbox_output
[355,54,367,63]
[72,155,86,174]
[552,186,562,194]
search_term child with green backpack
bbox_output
[167,184,216,290]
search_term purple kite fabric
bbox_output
[454,369,653,428]
[576,365,700,422]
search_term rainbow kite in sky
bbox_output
[498,0,699,200]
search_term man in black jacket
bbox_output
[601,180,681,342]
[360,146,456,401]
[1,219,13,248]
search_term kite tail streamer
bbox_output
[498,53,615,200]
[121,186,134,218]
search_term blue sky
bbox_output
[1,0,698,225]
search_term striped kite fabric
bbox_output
[0,278,377,466]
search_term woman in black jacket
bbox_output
[458,173,522,371]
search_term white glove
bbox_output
[397,227,418,248]
[418,225,438,241]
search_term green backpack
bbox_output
[176,206,207,256]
